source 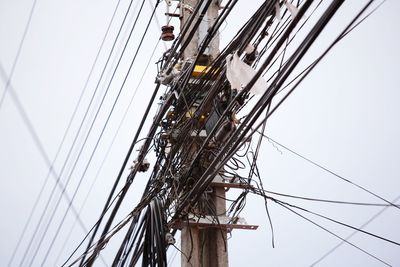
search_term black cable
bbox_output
[26,1,146,265]
[65,1,388,266]
[61,187,126,266]
[112,212,141,266]
[228,1,398,216]
[63,0,308,264]
[162,1,278,218]
[260,188,400,207]
[174,0,317,218]
[264,135,400,211]
[273,0,384,96]
[63,121,161,266]
[276,200,393,266]
[80,0,155,258]
[263,0,376,119]
[219,0,332,216]
[53,38,162,266]
[175,0,306,193]
[247,106,276,248]
[65,211,136,267]
[310,194,399,266]
[276,198,400,246]
[83,3,161,265]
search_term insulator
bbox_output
[165,233,176,245]
[161,25,175,41]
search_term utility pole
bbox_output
[180,0,220,62]
[164,1,257,266]
[179,1,228,267]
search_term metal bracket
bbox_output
[211,175,253,189]
[173,214,258,230]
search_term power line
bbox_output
[258,188,400,207]
[81,3,162,264]
[276,198,400,246]
[310,194,400,266]
[276,200,393,267]
[53,36,162,266]
[263,135,400,210]
[272,0,387,96]
[0,62,90,267]
[61,1,396,264]
[6,0,123,265]
[24,0,151,265]
[15,0,142,265]
[18,0,138,264]
[64,211,135,267]
[0,0,37,110]
[1,0,396,266]
[36,1,160,265]
[175,0,339,219]
[61,184,127,266]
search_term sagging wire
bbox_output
[275,200,393,267]
[263,135,400,211]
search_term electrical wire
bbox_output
[173,0,323,218]
[0,62,92,267]
[17,0,143,265]
[263,135,400,210]
[35,1,159,265]
[0,0,37,110]
[310,194,400,266]
[53,37,163,267]
[275,198,400,246]
[81,2,162,265]
[276,200,393,266]
[6,0,123,265]
[61,1,393,265]
[260,188,400,207]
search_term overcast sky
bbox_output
[0,0,399,266]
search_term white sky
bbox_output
[0,0,399,266]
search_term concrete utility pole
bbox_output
[180,0,220,62]
[179,1,229,267]
[175,1,257,266]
